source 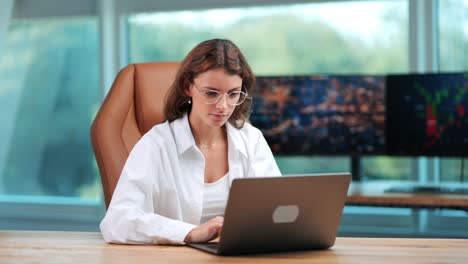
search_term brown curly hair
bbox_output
[164,39,254,128]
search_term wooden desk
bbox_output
[1,231,467,263]
[347,181,468,209]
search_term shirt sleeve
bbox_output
[248,130,282,177]
[99,138,196,245]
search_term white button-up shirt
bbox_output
[100,114,281,245]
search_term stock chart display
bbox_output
[250,75,385,155]
[386,73,468,156]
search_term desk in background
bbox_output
[347,181,468,209]
[1,231,467,263]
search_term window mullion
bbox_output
[0,0,14,57]
[409,0,439,183]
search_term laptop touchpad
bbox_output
[272,205,299,223]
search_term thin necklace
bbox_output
[196,129,225,150]
[197,142,218,150]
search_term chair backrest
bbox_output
[91,62,180,208]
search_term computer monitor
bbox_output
[386,72,468,156]
[250,75,385,155]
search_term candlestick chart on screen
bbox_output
[386,73,468,156]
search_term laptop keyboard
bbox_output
[200,242,219,250]
[188,242,220,253]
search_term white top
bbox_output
[200,173,230,224]
[99,114,281,245]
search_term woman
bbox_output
[100,39,281,245]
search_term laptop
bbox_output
[187,172,351,255]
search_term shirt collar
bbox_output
[226,120,248,158]
[171,114,195,155]
[172,113,248,158]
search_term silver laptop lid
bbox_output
[217,173,351,255]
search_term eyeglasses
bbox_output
[192,82,248,106]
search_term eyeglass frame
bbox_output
[191,82,249,106]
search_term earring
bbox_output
[188,98,191,104]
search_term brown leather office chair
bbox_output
[91,62,180,209]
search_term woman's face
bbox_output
[188,68,243,128]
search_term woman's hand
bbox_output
[184,216,224,243]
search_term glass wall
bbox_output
[0,0,464,235]
[438,0,467,183]
[127,0,409,177]
[0,17,101,199]
[360,157,415,181]
[0,0,460,202]
[438,0,467,72]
